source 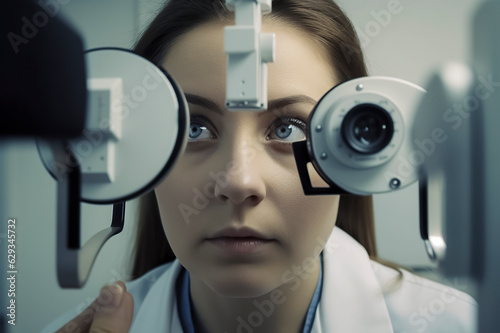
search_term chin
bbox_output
[211,281,276,299]
[206,269,281,299]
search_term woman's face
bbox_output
[155,21,340,297]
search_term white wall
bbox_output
[1,0,480,332]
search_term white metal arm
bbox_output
[225,0,275,110]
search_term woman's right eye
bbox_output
[188,116,216,143]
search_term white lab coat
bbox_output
[42,227,477,332]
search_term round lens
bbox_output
[341,104,394,154]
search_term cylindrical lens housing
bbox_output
[341,104,394,154]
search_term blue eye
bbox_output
[268,118,307,142]
[188,117,216,142]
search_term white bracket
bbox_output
[225,0,275,110]
[70,78,122,183]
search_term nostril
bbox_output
[216,193,229,202]
[215,189,264,205]
[248,195,261,205]
[212,170,266,205]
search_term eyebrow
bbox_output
[184,93,317,115]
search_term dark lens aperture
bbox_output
[341,104,394,154]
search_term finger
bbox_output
[55,299,97,333]
[89,283,134,333]
[113,280,127,291]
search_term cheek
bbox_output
[156,152,217,213]
[282,195,340,245]
[307,162,331,188]
[267,165,340,254]
[153,159,214,253]
[276,192,340,273]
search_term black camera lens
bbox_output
[341,104,394,154]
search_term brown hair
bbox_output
[130,0,379,280]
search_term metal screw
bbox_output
[320,152,328,160]
[356,84,364,91]
[315,125,322,132]
[389,178,401,189]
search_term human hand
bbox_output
[56,281,134,333]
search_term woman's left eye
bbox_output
[267,117,307,142]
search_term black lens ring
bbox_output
[341,104,394,155]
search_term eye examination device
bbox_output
[35,48,188,288]
[224,0,275,110]
[292,77,425,196]
[412,2,500,332]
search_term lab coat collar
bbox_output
[130,226,394,332]
[317,226,394,332]
[130,260,184,332]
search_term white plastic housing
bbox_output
[38,48,188,204]
[225,0,275,110]
[75,78,123,183]
[309,76,425,195]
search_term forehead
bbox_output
[163,21,337,102]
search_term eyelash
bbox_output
[266,117,307,141]
[187,115,217,142]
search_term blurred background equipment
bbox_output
[414,1,500,331]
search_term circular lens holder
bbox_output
[293,76,425,195]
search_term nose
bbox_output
[212,141,266,206]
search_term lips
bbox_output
[206,227,274,255]
[207,226,273,241]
